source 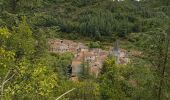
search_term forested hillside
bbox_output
[0,0,170,100]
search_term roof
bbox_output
[83,51,94,57]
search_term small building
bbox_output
[71,60,82,76]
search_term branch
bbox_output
[2,74,15,86]
[56,88,76,100]
[2,70,10,82]
[1,70,15,99]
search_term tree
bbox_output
[79,62,91,80]
[1,0,42,12]
[100,56,157,100]
[67,81,100,100]
[130,27,170,99]
[2,59,59,100]
[8,16,35,59]
[99,57,129,100]
[0,27,15,99]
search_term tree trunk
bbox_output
[157,31,170,100]
[11,0,19,12]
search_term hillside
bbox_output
[0,0,170,100]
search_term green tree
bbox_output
[2,0,42,12]
[100,56,157,100]
[3,58,59,100]
[67,81,100,100]
[130,27,170,99]
[99,57,129,100]
[8,16,35,59]
[0,27,15,99]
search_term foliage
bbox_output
[0,0,170,99]
[66,81,100,100]
[0,27,14,77]
[4,60,59,100]
[100,57,129,100]
[88,41,101,48]
[129,27,170,99]
[99,56,157,100]
[7,17,35,59]
[0,20,74,99]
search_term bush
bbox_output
[88,41,101,48]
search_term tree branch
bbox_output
[56,88,76,100]
[0,70,15,99]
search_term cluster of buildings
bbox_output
[48,39,108,78]
[48,39,129,80]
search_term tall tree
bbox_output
[99,57,129,100]
[8,16,35,59]
[0,27,15,99]
[130,27,170,99]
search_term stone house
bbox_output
[89,61,103,77]
[118,49,129,65]
[84,51,96,62]
[49,39,78,53]
[71,60,82,76]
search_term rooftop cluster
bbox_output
[48,39,129,80]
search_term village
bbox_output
[48,39,129,80]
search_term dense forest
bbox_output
[0,0,170,100]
